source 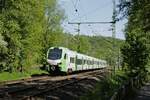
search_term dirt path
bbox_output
[132,83,150,100]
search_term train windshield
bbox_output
[48,48,62,60]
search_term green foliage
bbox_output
[0,0,65,72]
[119,0,150,32]
[83,35,123,66]
[0,33,7,55]
[0,72,30,81]
[119,0,150,78]
[0,33,7,70]
[122,29,149,76]
[80,71,127,100]
[0,68,48,81]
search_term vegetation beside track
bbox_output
[80,70,128,100]
[0,67,48,81]
[0,72,30,81]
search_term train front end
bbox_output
[47,47,66,73]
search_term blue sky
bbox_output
[58,0,127,39]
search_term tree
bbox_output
[119,0,150,32]
[0,33,7,71]
[119,0,150,78]
[40,0,65,66]
[121,29,149,77]
[0,0,66,72]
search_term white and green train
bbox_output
[47,47,107,73]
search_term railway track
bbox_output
[0,69,108,100]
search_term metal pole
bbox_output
[77,23,80,52]
[68,21,113,52]
[112,0,116,74]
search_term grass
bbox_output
[0,72,30,81]
[0,67,48,82]
[27,67,48,75]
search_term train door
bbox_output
[66,51,76,73]
[82,57,84,70]
[64,53,69,72]
[69,56,76,71]
[87,59,89,70]
[75,55,77,71]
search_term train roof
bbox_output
[49,47,106,62]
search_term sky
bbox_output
[58,0,127,39]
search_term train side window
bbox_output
[87,60,88,64]
[95,61,97,64]
[90,61,92,65]
[64,54,67,59]
[84,60,86,64]
[70,57,75,63]
[77,59,82,65]
[89,60,91,65]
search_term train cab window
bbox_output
[48,48,62,60]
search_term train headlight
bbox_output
[51,66,55,71]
